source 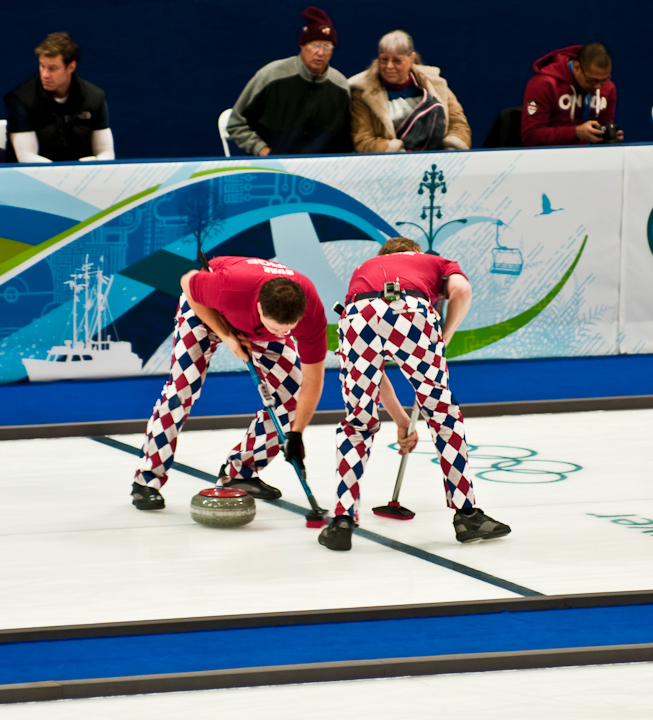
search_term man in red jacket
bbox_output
[521,43,624,147]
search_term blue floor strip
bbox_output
[1,604,652,685]
[95,436,541,598]
[3,353,653,426]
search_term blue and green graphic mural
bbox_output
[0,148,628,384]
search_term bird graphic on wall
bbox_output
[537,194,563,216]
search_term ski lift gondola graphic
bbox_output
[490,220,523,275]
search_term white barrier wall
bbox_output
[620,145,653,355]
[0,145,650,385]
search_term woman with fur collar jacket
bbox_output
[349,30,471,153]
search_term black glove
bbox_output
[282,431,305,468]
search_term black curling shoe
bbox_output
[131,482,165,510]
[218,465,282,500]
[453,508,511,543]
[318,515,355,551]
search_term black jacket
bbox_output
[4,73,108,162]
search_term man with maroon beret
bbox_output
[227,6,352,156]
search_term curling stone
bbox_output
[190,487,256,528]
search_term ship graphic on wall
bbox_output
[22,256,142,382]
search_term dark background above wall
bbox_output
[1,0,650,160]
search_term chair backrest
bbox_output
[482,106,523,149]
[217,108,232,157]
[0,119,7,151]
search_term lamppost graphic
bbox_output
[395,164,467,254]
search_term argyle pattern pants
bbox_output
[134,295,301,488]
[335,295,475,523]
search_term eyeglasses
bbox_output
[307,41,334,53]
[579,64,611,86]
[378,55,411,65]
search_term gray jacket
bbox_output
[227,55,351,156]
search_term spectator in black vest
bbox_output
[4,32,114,163]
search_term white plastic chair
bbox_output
[0,119,7,151]
[217,108,232,157]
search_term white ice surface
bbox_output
[0,409,652,631]
[1,663,652,720]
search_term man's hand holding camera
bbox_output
[576,120,623,144]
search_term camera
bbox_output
[599,123,619,144]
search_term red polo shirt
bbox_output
[189,257,327,364]
[346,252,466,304]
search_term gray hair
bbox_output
[378,30,415,57]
